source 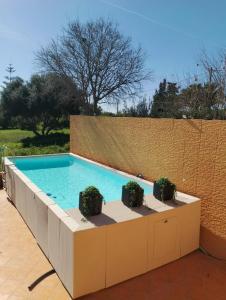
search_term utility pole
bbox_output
[5,64,16,82]
[208,67,213,83]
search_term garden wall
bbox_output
[70,116,226,259]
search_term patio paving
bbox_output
[0,189,226,300]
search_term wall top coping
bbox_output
[66,192,200,232]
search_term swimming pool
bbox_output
[4,153,200,299]
[10,154,153,210]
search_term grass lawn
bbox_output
[0,128,69,169]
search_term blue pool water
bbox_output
[10,154,153,210]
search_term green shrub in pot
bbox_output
[153,177,176,201]
[121,181,144,208]
[79,186,103,217]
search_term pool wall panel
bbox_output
[59,217,78,296]
[178,201,201,256]
[48,205,69,266]
[15,174,27,220]
[5,164,16,203]
[147,211,181,270]
[73,227,106,298]
[24,182,41,236]
[106,218,148,287]
[35,192,55,257]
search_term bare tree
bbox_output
[171,52,226,119]
[36,19,151,114]
[200,50,226,85]
[200,50,226,118]
[200,50,226,115]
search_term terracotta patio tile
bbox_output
[8,295,26,300]
[0,293,11,300]
[1,188,226,300]
[0,279,19,295]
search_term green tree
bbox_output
[0,77,29,128]
[1,74,83,135]
[151,79,180,118]
[122,97,151,117]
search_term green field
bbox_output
[0,129,69,169]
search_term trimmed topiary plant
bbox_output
[153,177,176,201]
[79,186,103,217]
[121,181,144,208]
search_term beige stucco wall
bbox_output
[70,116,226,257]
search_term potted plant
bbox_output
[122,181,144,208]
[153,177,176,201]
[79,186,103,217]
[0,145,7,190]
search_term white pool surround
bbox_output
[4,154,201,299]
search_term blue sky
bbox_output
[1,0,226,109]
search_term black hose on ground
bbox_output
[28,269,56,291]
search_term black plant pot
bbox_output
[79,192,103,217]
[121,186,144,208]
[153,181,175,201]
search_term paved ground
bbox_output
[1,189,226,300]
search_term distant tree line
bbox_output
[0,19,225,136]
[150,78,225,119]
[121,51,226,119]
[106,76,225,119]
